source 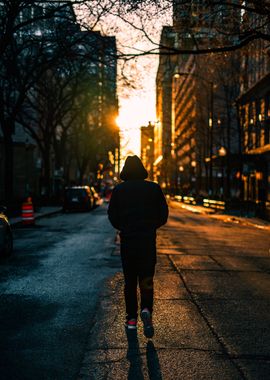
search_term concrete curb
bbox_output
[170,200,270,230]
[10,207,63,227]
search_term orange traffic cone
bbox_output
[22,197,35,226]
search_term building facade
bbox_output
[155,26,177,190]
[237,26,270,216]
[141,122,155,180]
[157,1,243,200]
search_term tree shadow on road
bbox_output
[126,330,163,380]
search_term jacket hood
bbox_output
[120,155,148,181]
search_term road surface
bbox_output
[0,205,120,380]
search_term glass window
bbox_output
[244,104,249,128]
[266,94,270,119]
[251,132,256,149]
[260,98,265,121]
[244,131,248,151]
[260,128,265,147]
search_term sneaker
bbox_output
[141,308,154,338]
[125,318,137,330]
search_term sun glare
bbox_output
[117,96,156,158]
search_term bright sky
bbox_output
[79,2,172,158]
[116,80,157,156]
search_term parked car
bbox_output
[0,206,13,257]
[63,186,94,212]
[90,186,101,208]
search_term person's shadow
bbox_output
[126,329,144,380]
[146,340,163,380]
[126,330,163,380]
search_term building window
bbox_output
[251,132,256,149]
[266,94,270,120]
[244,104,249,128]
[244,131,248,151]
[260,126,265,147]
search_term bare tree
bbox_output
[108,0,270,58]
[0,1,116,201]
[0,1,79,200]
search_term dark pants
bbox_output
[121,237,156,320]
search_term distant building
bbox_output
[155,26,177,190]
[53,30,119,191]
[141,122,155,180]
[156,1,242,198]
[172,55,207,196]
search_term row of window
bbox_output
[244,122,270,151]
[240,94,270,129]
[240,91,270,151]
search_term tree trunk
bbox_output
[40,144,51,201]
[3,131,14,204]
[1,116,15,204]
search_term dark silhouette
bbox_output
[108,155,168,336]
[125,330,163,380]
[146,341,163,380]
[126,330,144,380]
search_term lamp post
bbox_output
[218,146,227,198]
[173,70,214,196]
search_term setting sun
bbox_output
[116,96,156,158]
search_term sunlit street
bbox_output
[79,202,270,379]
[0,1,270,379]
[1,203,270,379]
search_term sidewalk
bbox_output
[77,202,270,379]
[77,255,243,379]
[170,200,270,231]
[9,206,62,226]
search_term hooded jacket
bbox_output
[108,156,168,238]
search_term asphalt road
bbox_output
[78,202,270,380]
[1,202,270,379]
[0,204,120,380]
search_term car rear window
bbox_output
[66,189,86,198]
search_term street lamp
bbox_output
[219,146,227,157]
[172,69,214,196]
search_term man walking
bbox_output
[108,155,168,338]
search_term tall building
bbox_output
[172,55,208,196]
[155,26,177,190]
[156,1,242,198]
[172,50,242,199]
[141,122,155,180]
[236,5,270,217]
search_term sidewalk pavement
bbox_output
[77,251,243,379]
[170,200,270,231]
[77,201,270,379]
[9,206,62,226]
